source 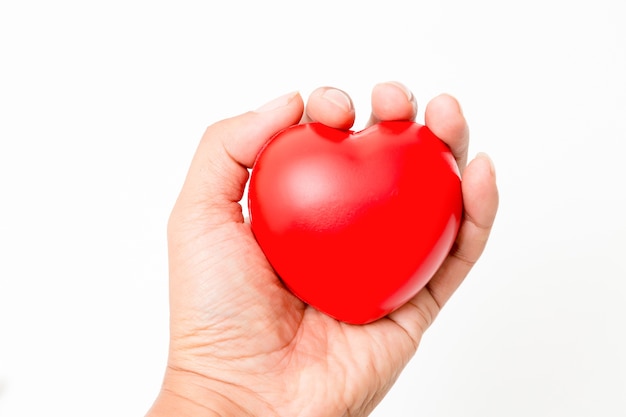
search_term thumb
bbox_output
[171,91,304,228]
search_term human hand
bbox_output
[146,82,499,417]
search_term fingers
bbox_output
[301,82,418,130]
[366,85,469,175]
[367,81,417,127]
[170,92,305,227]
[387,153,499,336]
[367,86,468,175]
[169,86,470,234]
[300,87,356,130]
[425,94,470,173]
[426,153,498,308]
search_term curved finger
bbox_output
[424,94,470,172]
[387,153,499,336]
[425,152,498,307]
[300,86,355,130]
[170,91,305,227]
[366,81,417,127]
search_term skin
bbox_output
[146,82,499,417]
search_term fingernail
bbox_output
[321,88,353,112]
[445,93,464,116]
[386,81,414,102]
[476,152,496,178]
[254,91,299,113]
[381,81,416,115]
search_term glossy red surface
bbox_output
[249,121,462,324]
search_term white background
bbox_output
[1,1,625,415]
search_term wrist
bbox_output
[145,366,260,417]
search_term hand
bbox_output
[146,82,499,417]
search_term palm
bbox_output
[169,219,421,416]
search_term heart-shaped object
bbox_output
[248,121,462,324]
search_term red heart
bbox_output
[249,121,462,324]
